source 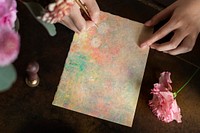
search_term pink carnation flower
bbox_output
[0,0,17,28]
[40,0,74,24]
[149,72,182,123]
[0,26,20,66]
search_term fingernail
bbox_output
[144,20,151,26]
[91,16,98,24]
[93,18,98,24]
[93,12,100,23]
[150,45,155,49]
[75,30,80,34]
[140,43,148,48]
[87,23,95,30]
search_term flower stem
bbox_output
[173,68,199,98]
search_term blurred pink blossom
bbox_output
[41,0,74,24]
[149,72,182,123]
[0,26,20,66]
[0,0,17,28]
[0,0,19,66]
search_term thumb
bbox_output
[83,0,100,23]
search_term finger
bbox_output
[60,16,80,33]
[165,34,198,55]
[150,30,186,51]
[60,10,95,32]
[83,0,100,23]
[145,1,177,27]
[141,20,177,48]
[69,4,87,32]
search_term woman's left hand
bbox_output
[140,0,200,55]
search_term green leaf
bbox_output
[22,2,57,36]
[0,65,17,92]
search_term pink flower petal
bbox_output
[0,26,20,66]
[159,72,172,91]
[0,0,17,28]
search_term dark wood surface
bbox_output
[0,0,200,132]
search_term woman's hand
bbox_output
[140,0,200,55]
[60,0,100,33]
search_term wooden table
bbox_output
[0,0,199,132]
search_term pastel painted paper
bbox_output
[53,12,152,127]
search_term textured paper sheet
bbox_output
[53,12,152,127]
